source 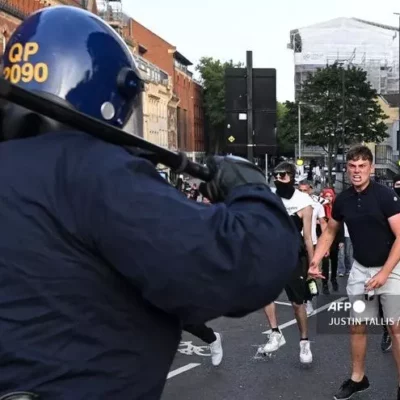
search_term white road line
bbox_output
[262,296,348,334]
[274,301,292,306]
[167,363,201,379]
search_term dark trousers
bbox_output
[322,245,339,284]
[183,324,217,344]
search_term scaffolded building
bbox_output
[97,0,125,36]
[288,17,400,188]
[288,17,399,99]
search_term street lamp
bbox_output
[298,101,302,159]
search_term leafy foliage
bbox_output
[276,102,294,155]
[279,63,388,184]
[196,57,243,153]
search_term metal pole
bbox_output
[298,102,301,159]
[265,153,268,182]
[342,66,345,158]
[246,50,254,163]
[342,64,346,189]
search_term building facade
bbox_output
[131,19,175,77]
[289,18,399,100]
[371,95,400,184]
[0,1,205,159]
[289,17,400,187]
[130,19,181,153]
[191,79,205,156]
[133,53,174,149]
[131,18,205,159]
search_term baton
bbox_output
[0,78,212,181]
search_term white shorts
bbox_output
[346,260,400,323]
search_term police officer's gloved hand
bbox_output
[199,155,267,203]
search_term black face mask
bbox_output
[275,180,295,199]
[394,187,400,197]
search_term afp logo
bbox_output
[327,299,366,314]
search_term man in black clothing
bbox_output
[310,145,400,400]
[261,162,317,364]
[183,324,223,366]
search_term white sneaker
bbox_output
[306,301,314,316]
[210,332,223,366]
[260,331,286,353]
[300,340,312,364]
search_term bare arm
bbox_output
[309,218,341,278]
[318,217,328,233]
[366,214,400,291]
[299,205,314,264]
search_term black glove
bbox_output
[199,155,267,203]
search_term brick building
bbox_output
[0,2,205,159]
[131,19,205,160]
[191,79,204,154]
[0,1,97,55]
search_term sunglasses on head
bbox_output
[273,171,289,179]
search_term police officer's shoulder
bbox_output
[70,132,159,180]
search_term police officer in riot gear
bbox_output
[0,6,302,399]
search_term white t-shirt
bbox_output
[272,188,313,216]
[311,201,325,245]
[344,222,349,238]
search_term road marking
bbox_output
[177,341,211,357]
[274,301,292,306]
[167,363,201,379]
[262,296,348,334]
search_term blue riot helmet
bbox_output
[0,5,144,141]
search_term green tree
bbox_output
[195,57,243,153]
[276,102,294,155]
[279,63,388,185]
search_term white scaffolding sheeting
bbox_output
[290,17,399,94]
[96,0,125,34]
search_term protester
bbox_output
[310,145,400,400]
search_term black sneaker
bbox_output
[381,330,392,352]
[332,279,339,292]
[333,376,370,400]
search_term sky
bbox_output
[123,0,400,102]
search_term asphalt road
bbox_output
[162,276,398,400]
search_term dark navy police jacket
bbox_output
[0,131,299,399]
